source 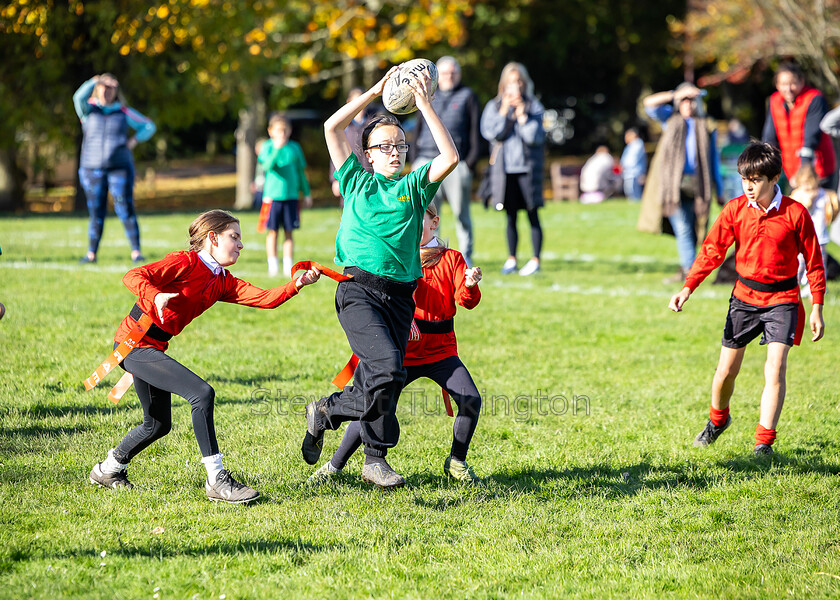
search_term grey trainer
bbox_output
[361,460,405,489]
[205,470,260,504]
[89,462,134,489]
[306,462,342,484]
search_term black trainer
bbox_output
[693,414,732,447]
[205,470,260,504]
[89,462,134,489]
[301,400,326,465]
[754,444,774,456]
[361,459,405,489]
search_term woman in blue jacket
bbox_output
[74,74,156,264]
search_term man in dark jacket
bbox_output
[410,56,480,267]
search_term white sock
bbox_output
[100,448,128,474]
[267,257,279,276]
[282,256,293,277]
[201,453,224,483]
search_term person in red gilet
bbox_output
[669,142,825,456]
[88,210,321,503]
[762,61,837,191]
[308,201,485,485]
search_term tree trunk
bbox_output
[233,84,265,210]
[0,145,25,212]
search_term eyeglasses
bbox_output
[367,143,410,154]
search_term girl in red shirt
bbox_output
[89,210,320,503]
[308,202,485,485]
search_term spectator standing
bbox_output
[74,74,156,264]
[480,62,546,276]
[620,127,647,201]
[411,56,480,267]
[638,82,723,284]
[762,61,836,191]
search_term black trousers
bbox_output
[330,355,482,468]
[321,273,416,457]
[112,346,217,463]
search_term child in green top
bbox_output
[301,66,459,488]
[257,113,312,278]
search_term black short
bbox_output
[265,199,299,232]
[722,296,799,349]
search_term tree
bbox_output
[675,0,840,96]
[108,0,477,208]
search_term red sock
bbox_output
[755,424,777,446]
[709,406,729,427]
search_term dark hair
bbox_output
[775,61,804,84]
[737,141,782,180]
[361,115,404,149]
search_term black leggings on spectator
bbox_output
[329,355,482,468]
[111,346,217,464]
[504,174,542,259]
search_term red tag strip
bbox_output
[292,260,353,283]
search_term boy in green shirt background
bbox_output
[257,113,312,278]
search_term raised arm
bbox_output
[73,77,98,121]
[324,67,398,170]
[410,74,459,183]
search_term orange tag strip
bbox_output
[108,372,135,404]
[332,354,359,389]
[256,201,272,233]
[292,260,354,283]
[83,312,153,400]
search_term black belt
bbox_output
[342,267,417,298]
[129,304,173,342]
[414,318,454,334]
[737,274,798,293]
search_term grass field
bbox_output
[2,200,840,599]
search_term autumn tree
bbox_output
[676,0,840,96]
[109,0,476,208]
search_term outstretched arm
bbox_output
[410,74,459,183]
[324,67,398,170]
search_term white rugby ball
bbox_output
[382,58,439,115]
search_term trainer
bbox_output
[410,56,480,267]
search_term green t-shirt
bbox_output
[334,154,442,282]
[258,139,311,201]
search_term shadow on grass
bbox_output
[481,452,840,500]
[3,538,338,567]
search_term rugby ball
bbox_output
[382,59,439,115]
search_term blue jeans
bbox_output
[667,196,697,271]
[78,167,140,254]
[623,176,643,201]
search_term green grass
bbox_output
[2,201,840,599]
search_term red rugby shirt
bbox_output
[404,248,481,366]
[684,194,826,306]
[114,251,299,351]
